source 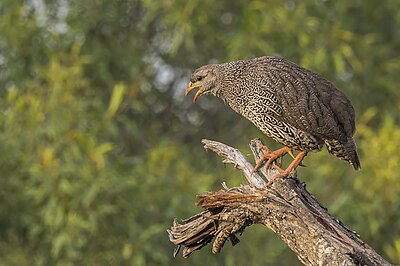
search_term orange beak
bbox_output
[184,82,203,103]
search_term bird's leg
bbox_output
[279,149,296,167]
[263,151,307,188]
[253,146,293,173]
[287,150,295,160]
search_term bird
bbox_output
[185,56,360,186]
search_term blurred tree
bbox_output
[0,0,399,265]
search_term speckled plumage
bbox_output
[186,56,361,170]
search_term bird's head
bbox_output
[184,65,219,102]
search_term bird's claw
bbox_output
[253,146,292,173]
[262,151,307,189]
[258,144,271,153]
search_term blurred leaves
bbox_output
[0,0,399,265]
[106,83,125,119]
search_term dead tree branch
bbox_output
[167,139,391,266]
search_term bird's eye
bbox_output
[196,76,203,81]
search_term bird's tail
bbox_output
[325,138,361,170]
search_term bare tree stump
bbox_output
[167,139,392,266]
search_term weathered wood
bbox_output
[167,139,392,266]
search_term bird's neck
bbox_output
[215,81,248,116]
[213,63,249,114]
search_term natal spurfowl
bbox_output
[185,56,360,186]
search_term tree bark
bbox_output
[167,139,392,266]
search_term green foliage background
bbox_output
[0,0,399,265]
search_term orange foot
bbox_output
[253,146,295,173]
[263,151,307,188]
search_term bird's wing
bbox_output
[257,66,355,142]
